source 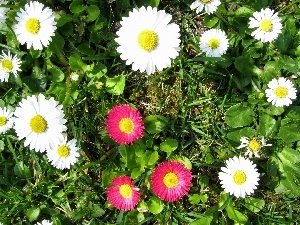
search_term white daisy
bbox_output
[249,8,282,43]
[0,107,14,134]
[35,220,53,225]
[0,51,22,82]
[14,93,67,152]
[0,0,9,24]
[199,29,229,57]
[237,136,272,158]
[265,77,297,107]
[190,0,221,15]
[47,135,80,170]
[70,72,79,82]
[13,1,57,50]
[115,6,180,75]
[218,156,259,198]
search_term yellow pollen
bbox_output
[274,86,288,98]
[260,19,273,32]
[0,116,7,126]
[119,118,134,134]
[1,60,13,71]
[163,172,179,188]
[57,145,70,158]
[208,38,220,49]
[26,18,41,34]
[248,139,261,152]
[233,170,247,185]
[119,184,133,198]
[137,30,158,52]
[201,0,211,2]
[30,114,47,133]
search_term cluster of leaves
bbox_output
[1,0,300,224]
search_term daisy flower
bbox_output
[35,220,53,225]
[249,8,282,43]
[265,77,297,107]
[106,175,140,211]
[0,0,9,24]
[218,156,259,198]
[237,136,272,158]
[199,29,229,57]
[13,1,57,50]
[150,161,192,202]
[0,51,22,82]
[106,105,144,145]
[47,135,80,170]
[0,107,14,134]
[14,93,67,152]
[190,0,221,15]
[115,6,180,75]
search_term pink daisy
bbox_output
[105,104,144,144]
[106,175,140,211]
[150,161,192,202]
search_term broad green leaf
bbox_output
[258,113,277,137]
[102,170,117,187]
[48,65,65,83]
[225,103,255,128]
[116,0,130,8]
[235,6,254,17]
[25,207,40,222]
[147,197,164,214]
[160,138,178,153]
[262,61,282,82]
[69,55,87,71]
[14,162,31,178]
[203,16,219,28]
[234,56,262,78]
[56,12,73,27]
[91,204,105,217]
[131,167,145,179]
[144,115,168,134]
[119,145,137,169]
[190,206,218,225]
[278,118,300,143]
[227,127,256,144]
[139,0,160,7]
[244,197,265,213]
[145,150,158,166]
[86,5,100,22]
[276,32,292,54]
[226,204,248,224]
[263,105,284,116]
[105,75,125,95]
[170,155,192,170]
[189,194,201,205]
[70,0,86,13]
[286,106,300,121]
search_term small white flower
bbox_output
[190,0,221,15]
[265,77,297,107]
[70,72,79,82]
[0,107,14,134]
[199,29,229,57]
[0,51,22,82]
[116,6,180,75]
[47,135,80,170]
[13,1,57,50]
[237,136,272,158]
[218,156,259,198]
[0,0,9,24]
[35,220,53,225]
[249,8,282,43]
[14,94,67,152]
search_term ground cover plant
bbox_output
[0,0,300,224]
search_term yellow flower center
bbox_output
[201,0,211,2]
[137,30,158,52]
[57,145,70,158]
[274,86,288,98]
[1,59,13,72]
[119,184,133,198]
[163,172,179,188]
[208,38,220,49]
[0,116,7,126]
[248,139,261,152]
[119,118,134,134]
[26,18,41,34]
[260,19,273,32]
[30,114,47,133]
[233,170,247,185]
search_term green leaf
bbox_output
[14,162,31,178]
[189,194,201,205]
[119,145,137,169]
[91,204,105,217]
[227,127,256,144]
[147,197,164,214]
[70,0,86,13]
[190,206,218,225]
[226,204,248,223]
[69,55,87,71]
[144,115,168,134]
[86,5,100,22]
[170,155,192,170]
[234,56,262,78]
[258,113,277,137]
[278,118,300,143]
[145,150,159,166]
[160,138,178,153]
[139,0,160,7]
[225,103,255,128]
[244,197,265,213]
[203,16,219,28]
[105,75,125,95]
[263,105,284,116]
[25,207,40,222]
[48,65,65,83]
